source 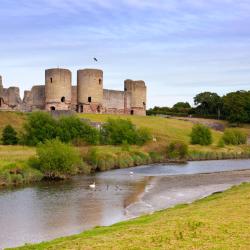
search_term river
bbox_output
[1,159,250,249]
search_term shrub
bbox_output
[149,151,165,163]
[22,112,100,146]
[22,112,57,145]
[217,138,225,148]
[31,139,82,179]
[190,124,213,146]
[57,116,99,145]
[166,141,188,160]
[100,118,151,145]
[100,118,137,145]
[1,125,18,145]
[135,127,152,146]
[222,129,247,145]
[85,148,99,170]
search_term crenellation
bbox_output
[0,68,147,116]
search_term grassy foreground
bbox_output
[11,182,250,250]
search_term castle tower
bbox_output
[77,69,103,113]
[45,68,72,111]
[0,75,3,97]
[0,75,3,107]
[124,79,147,116]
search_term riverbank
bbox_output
[10,177,250,249]
[0,112,250,188]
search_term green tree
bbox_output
[100,118,151,145]
[57,116,99,144]
[1,125,18,145]
[194,92,222,118]
[222,91,250,124]
[190,124,213,146]
[22,112,57,145]
[173,102,191,109]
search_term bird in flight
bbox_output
[93,57,98,62]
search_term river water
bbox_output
[1,159,250,249]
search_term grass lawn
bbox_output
[0,111,27,133]
[11,182,250,250]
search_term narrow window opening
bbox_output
[99,79,102,85]
[61,96,65,103]
[130,110,134,115]
[88,97,92,103]
[124,88,127,91]
[143,102,146,106]
[50,106,56,111]
[50,77,53,83]
[80,105,83,113]
[0,97,3,107]
[97,105,101,113]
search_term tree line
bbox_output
[147,90,250,124]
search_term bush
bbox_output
[31,139,82,179]
[135,127,152,146]
[22,112,99,146]
[166,141,188,160]
[22,112,57,145]
[1,125,18,145]
[57,116,99,145]
[217,138,225,148]
[149,151,165,163]
[100,118,151,145]
[190,124,213,146]
[222,129,247,145]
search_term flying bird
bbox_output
[93,57,98,62]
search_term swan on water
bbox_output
[89,182,96,188]
[130,171,134,175]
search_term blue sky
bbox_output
[0,0,250,107]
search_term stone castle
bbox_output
[0,68,147,115]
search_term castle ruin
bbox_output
[0,68,147,115]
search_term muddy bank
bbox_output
[125,170,250,217]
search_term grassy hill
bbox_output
[0,111,27,133]
[11,182,250,250]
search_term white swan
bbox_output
[89,182,96,189]
[130,171,134,175]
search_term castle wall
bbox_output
[103,89,128,114]
[0,86,22,110]
[0,69,147,116]
[71,86,77,111]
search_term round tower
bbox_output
[0,75,3,97]
[77,69,103,113]
[45,68,72,111]
[124,79,147,116]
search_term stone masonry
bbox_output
[0,68,147,115]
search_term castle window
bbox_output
[99,79,102,85]
[50,106,56,111]
[88,97,92,103]
[61,96,65,103]
[0,97,3,107]
[143,102,146,106]
[130,110,134,115]
[125,88,127,91]
[50,77,53,83]
[80,105,83,113]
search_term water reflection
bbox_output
[0,159,250,249]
